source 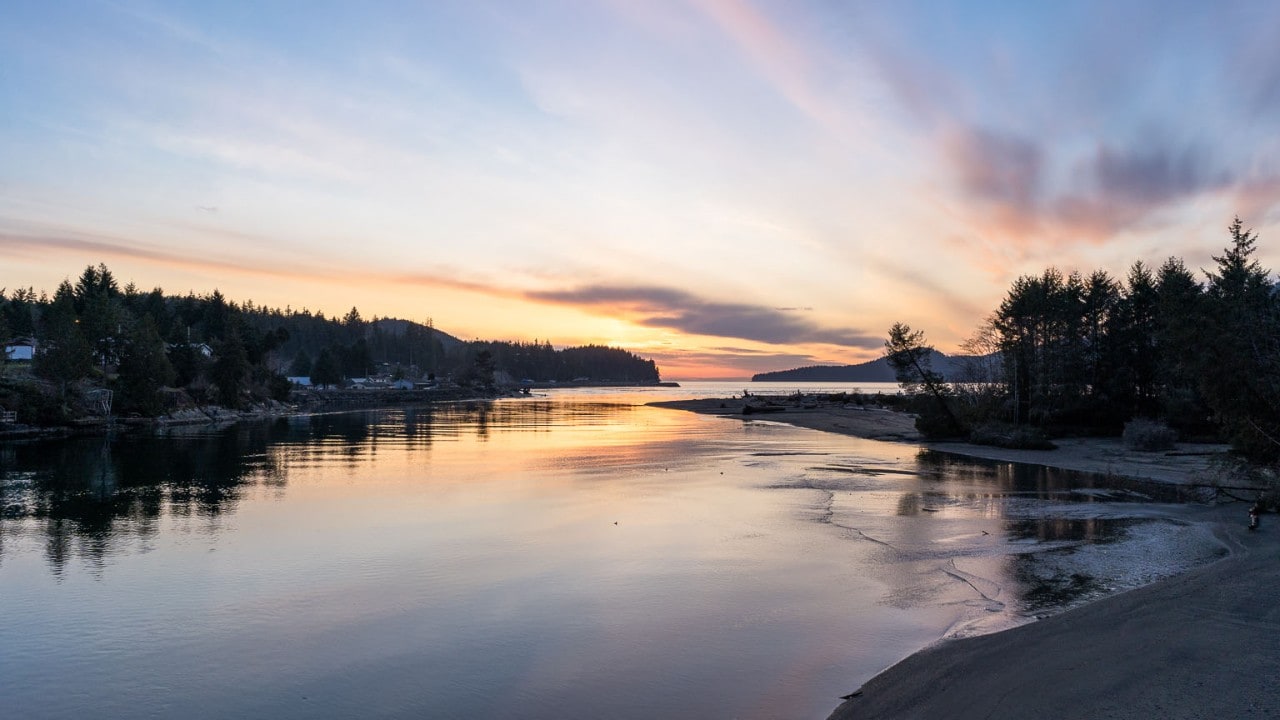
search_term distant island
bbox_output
[752,351,969,383]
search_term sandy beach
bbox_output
[650,396,1278,719]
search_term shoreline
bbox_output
[827,511,1279,719]
[0,385,529,440]
[648,397,1237,486]
[650,396,1278,719]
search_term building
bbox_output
[3,338,36,362]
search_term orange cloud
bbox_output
[527,284,881,348]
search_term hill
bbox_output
[751,351,977,383]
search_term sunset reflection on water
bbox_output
[0,391,1226,720]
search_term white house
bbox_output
[4,339,35,362]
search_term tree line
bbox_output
[887,218,1280,462]
[0,264,660,423]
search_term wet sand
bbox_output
[651,397,1277,719]
[828,513,1279,719]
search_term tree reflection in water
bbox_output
[0,401,594,575]
[2,423,283,574]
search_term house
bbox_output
[287,376,313,387]
[4,338,36,362]
[166,342,214,358]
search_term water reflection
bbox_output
[1,423,282,573]
[795,447,1224,626]
[0,401,660,574]
[0,400,1232,720]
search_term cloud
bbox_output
[642,347,823,377]
[0,229,291,280]
[1051,140,1233,238]
[1089,142,1228,204]
[1234,175,1280,224]
[945,127,1042,216]
[0,224,878,352]
[692,0,862,138]
[526,284,881,348]
[0,225,504,298]
[940,125,1241,244]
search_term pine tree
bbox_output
[210,326,250,409]
[35,281,92,400]
[116,315,176,415]
[1198,217,1280,460]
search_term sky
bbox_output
[3,0,1280,379]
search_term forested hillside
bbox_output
[0,264,660,423]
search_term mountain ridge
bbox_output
[751,351,975,383]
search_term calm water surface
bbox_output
[0,383,1226,719]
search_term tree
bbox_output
[343,338,372,378]
[1197,217,1280,460]
[342,306,365,344]
[3,287,38,337]
[210,327,250,409]
[1153,257,1207,432]
[310,347,343,387]
[116,315,176,415]
[35,281,92,400]
[885,322,963,437]
[470,349,496,390]
[168,342,208,388]
[73,264,123,372]
[289,349,312,377]
[0,299,9,373]
[1118,261,1159,413]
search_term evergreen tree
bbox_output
[1198,217,1280,459]
[310,347,342,386]
[1153,257,1206,431]
[0,301,10,371]
[470,349,496,390]
[116,315,176,416]
[343,338,372,378]
[3,287,38,337]
[72,264,123,373]
[210,327,250,409]
[289,349,313,377]
[35,281,92,399]
[1119,261,1159,413]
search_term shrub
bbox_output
[968,422,1057,450]
[1122,418,1178,451]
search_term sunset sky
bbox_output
[4,1,1280,378]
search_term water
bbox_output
[0,385,1227,719]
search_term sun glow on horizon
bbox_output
[3,2,1279,376]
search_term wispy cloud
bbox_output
[2,223,876,352]
[642,347,823,377]
[693,0,830,126]
[0,225,498,297]
[527,284,881,348]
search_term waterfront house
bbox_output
[3,338,36,362]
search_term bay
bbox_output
[0,383,1225,719]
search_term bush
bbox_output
[1122,418,1178,451]
[968,422,1057,450]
